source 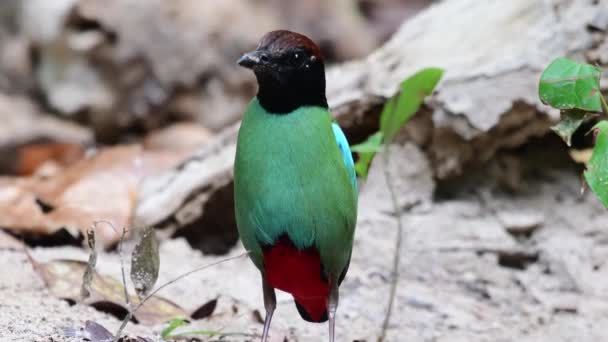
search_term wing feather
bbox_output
[331,122,357,193]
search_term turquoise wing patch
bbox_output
[331,122,357,192]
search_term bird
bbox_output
[234,30,358,342]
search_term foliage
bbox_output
[161,318,253,340]
[76,221,248,341]
[131,226,160,299]
[161,318,190,339]
[539,58,603,112]
[351,68,443,178]
[584,121,608,208]
[351,132,383,178]
[349,68,442,342]
[539,57,608,207]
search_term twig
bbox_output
[113,251,249,341]
[91,220,133,342]
[81,225,98,299]
[135,251,248,311]
[92,220,130,306]
[113,307,132,342]
[378,145,404,342]
[600,94,608,117]
[107,224,133,342]
[117,227,130,307]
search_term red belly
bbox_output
[263,237,329,322]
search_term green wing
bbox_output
[234,98,358,276]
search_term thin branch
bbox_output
[113,310,132,342]
[110,224,132,342]
[113,251,249,341]
[600,93,608,117]
[378,145,404,342]
[117,227,130,307]
[92,220,130,306]
[134,251,249,312]
[91,220,134,342]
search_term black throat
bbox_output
[255,64,328,114]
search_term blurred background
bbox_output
[0,0,430,150]
[1,1,608,341]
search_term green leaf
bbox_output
[550,109,590,146]
[131,226,160,299]
[353,132,383,178]
[584,120,608,208]
[380,68,443,143]
[161,318,189,339]
[350,133,385,153]
[539,57,603,113]
[168,329,223,337]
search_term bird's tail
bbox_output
[294,297,328,323]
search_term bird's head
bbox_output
[238,30,327,113]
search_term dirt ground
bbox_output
[2,136,608,342]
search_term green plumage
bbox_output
[234,98,357,277]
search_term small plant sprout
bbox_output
[350,68,443,342]
[539,57,608,207]
[351,68,444,178]
[81,221,248,341]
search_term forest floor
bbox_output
[2,135,608,342]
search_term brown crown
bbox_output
[257,30,324,61]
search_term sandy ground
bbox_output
[2,141,608,342]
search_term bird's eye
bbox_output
[289,52,302,65]
[260,54,269,63]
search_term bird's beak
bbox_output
[237,50,266,69]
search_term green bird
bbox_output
[234,30,358,342]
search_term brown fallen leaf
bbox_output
[37,259,188,325]
[0,144,194,247]
[0,93,93,174]
[16,142,86,176]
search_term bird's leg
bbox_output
[328,278,339,342]
[261,278,276,342]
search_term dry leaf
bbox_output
[131,226,160,299]
[83,320,114,341]
[64,320,114,341]
[0,93,93,174]
[190,298,218,320]
[569,148,593,164]
[16,142,85,176]
[37,259,188,325]
[0,145,193,247]
[81,227,97,299]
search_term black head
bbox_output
[238,30,327,114]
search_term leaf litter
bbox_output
[0,144,196,248]
[131,226,160,300]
